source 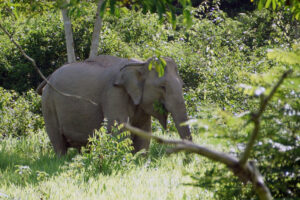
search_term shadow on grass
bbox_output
[0,147,77,186]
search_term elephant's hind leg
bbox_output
[42,101,67,156]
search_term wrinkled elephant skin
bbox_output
[40,55,192,156]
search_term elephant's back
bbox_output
[45,62,111,100]
[44,55,143,97]
[84,55,132,69]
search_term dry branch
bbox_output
[124,123,272,200]
[0,23,98,106]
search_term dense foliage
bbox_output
[65,125,135,178]
[0,88,43,138]
[0,1,299,199]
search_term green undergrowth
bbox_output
[0,88,238,199]
[0,121,233,200]
[0,2,299,199]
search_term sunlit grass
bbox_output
[0,125,231,199]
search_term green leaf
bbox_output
[272,0,277,10]
[265,0,272,8]
[179,0,187,7]
[115,6,120,17]
[258,0,265,10]
[166,3,177,29]
[155,62,160,75]
[159,65,165,77]
[183,7,192,28]
[296,12,300,20]
[148,60,153,71]
[159,57,166,68]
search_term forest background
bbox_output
[0,0,299,199]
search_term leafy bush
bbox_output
[64,125,134,179]
[187,44,300,199]
[0,4,297,94]
[0,11,95,92]
[250,47,300,199]
[0,14,66,92]
[0,87,44,138]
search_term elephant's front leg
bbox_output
[130,109,151,153]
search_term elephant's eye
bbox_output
[160,85,166,91]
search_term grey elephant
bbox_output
[39,55,192,156]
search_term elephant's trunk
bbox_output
[169,101,192,141]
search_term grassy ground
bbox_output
[0,123,233,200]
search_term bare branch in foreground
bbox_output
[239,70,292,165]
[124,124,238,166]
[0,23,98,106]
[124,123,272,200]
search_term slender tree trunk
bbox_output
[61,1,76,63]
[89,0,104,59]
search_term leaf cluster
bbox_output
[64,124,135,179]
[0,88,44,138]
[99,0,193,28]
[257,0,300,20]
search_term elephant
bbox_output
[39,55,192,156]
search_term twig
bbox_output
[0,23,98,106]
[239,70,292,165]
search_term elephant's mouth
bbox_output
[153,101,168,129]
[153,100,168,115]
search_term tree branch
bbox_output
[124,123,272,200]
[0,23,97,106]
[61,0,76,63]
[89,0,104,58]
[124,124,238,166]
[239,69,292,165]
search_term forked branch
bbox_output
[239,69,292,165]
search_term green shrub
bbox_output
[64,125,134,179]
[0,11,94,92]
[0,5,297,94]
[0,87,44,138]
[187,45,300,199]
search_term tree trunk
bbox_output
[89,0,104,59]
[61,3,76,63]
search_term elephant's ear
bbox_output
[114,66,144,105]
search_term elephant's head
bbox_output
[114,57,192,140]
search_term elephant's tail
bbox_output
[36,75,51,95]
